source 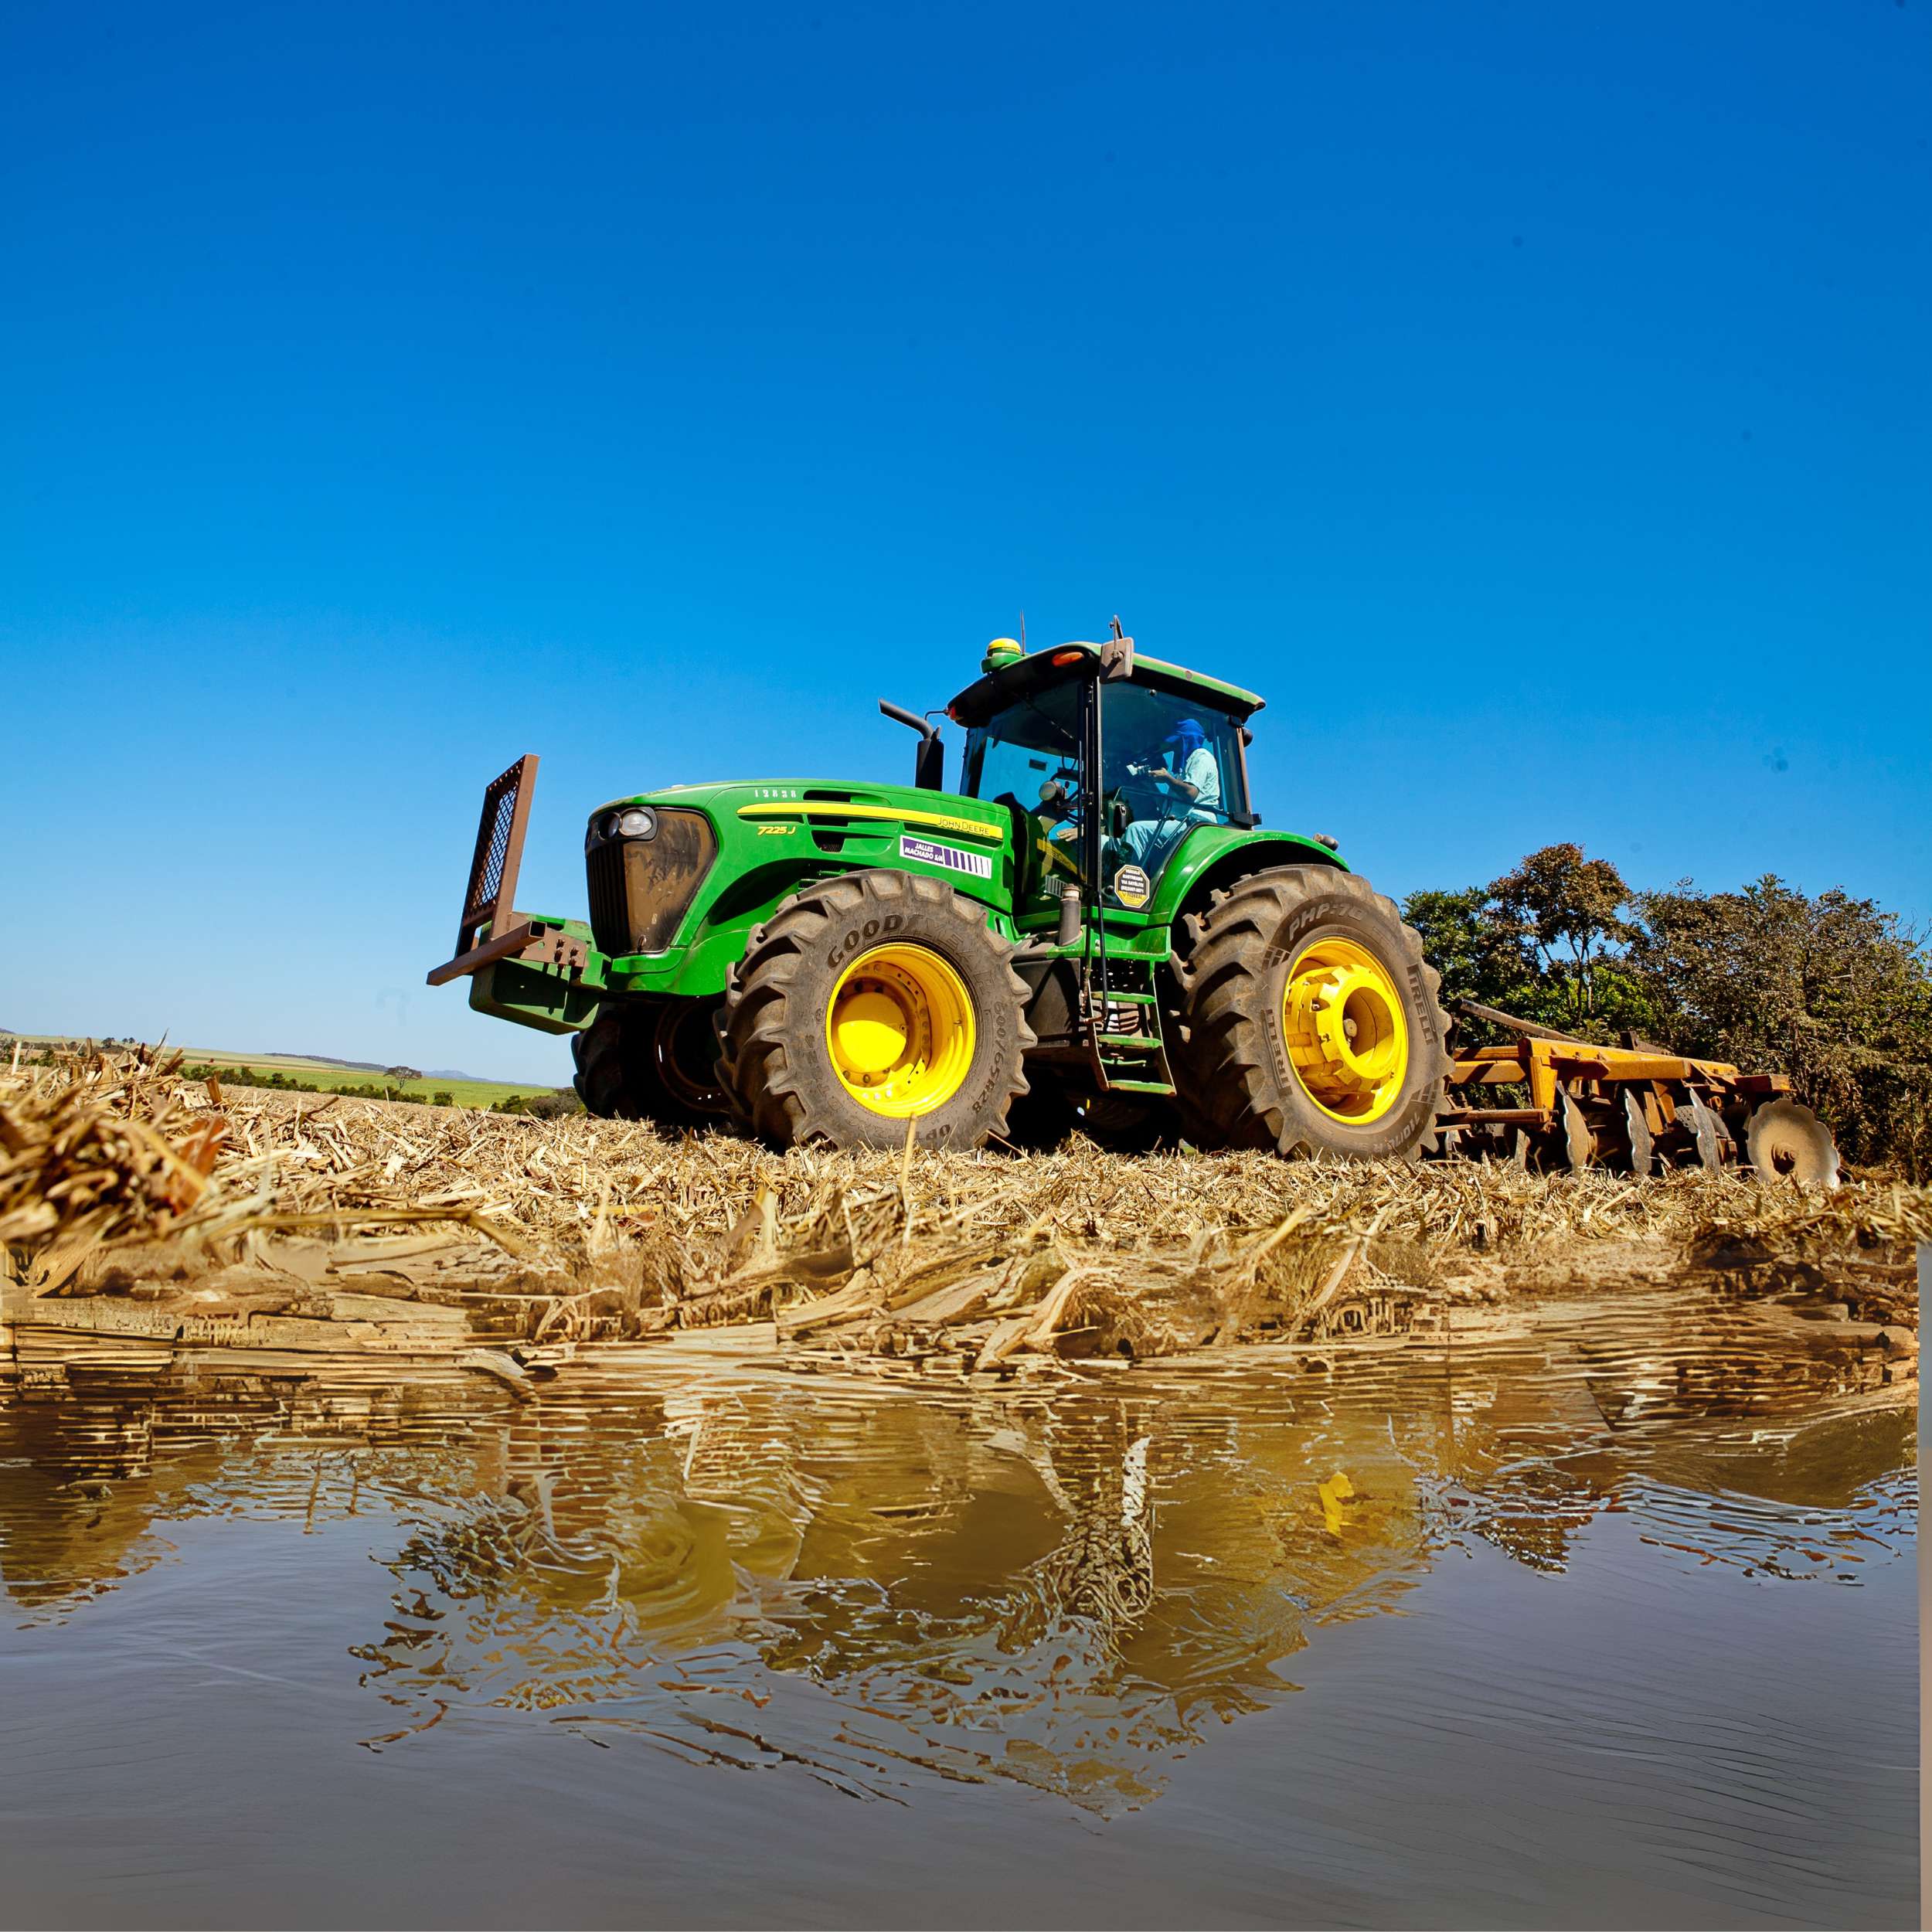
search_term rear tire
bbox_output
[573,997,733,1128]
[1174,866,1451,1161]
[719,870,1034,1150]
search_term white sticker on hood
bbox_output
[900,834,995,881]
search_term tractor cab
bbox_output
[944,629,1261,918]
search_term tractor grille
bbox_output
[586,809,717,957]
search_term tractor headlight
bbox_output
[617,807,658,840]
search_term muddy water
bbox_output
[0,1290,1917,1930]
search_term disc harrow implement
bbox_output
[1437,1002,1840,1186]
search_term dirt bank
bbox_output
[2,1053,1923,1390]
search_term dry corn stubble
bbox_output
[1,1050,1923,1366]
[0,1046,224,1291]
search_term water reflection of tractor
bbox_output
[358,1386,1437,1810]
[429,624,1835,1178]
[2,1362,1908,1803]
[346,1361,1910,1798]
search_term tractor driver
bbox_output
[1120,716,1222,872]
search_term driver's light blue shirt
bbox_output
[1179,745,1220,818]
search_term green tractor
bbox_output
[428,625,1451,1158]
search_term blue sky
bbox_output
[4,0,1927,1083]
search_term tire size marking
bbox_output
[900,835,994,882]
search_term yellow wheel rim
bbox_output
[1281,937,1410,1125]
[825,944,978,1118]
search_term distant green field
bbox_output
[5,1036,567,1112]
[181,1052,563,1110]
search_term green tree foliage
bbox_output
[1405,849,1932,1175]
[1400,886,1537,1020]
[1404,845,1660,1042]
[1629,877,1932,1176]
[1485,845,1652,1033]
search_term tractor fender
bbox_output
[1150,827,1349,936]
[621,853,1019,1003]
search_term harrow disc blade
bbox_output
[1623,1090,1655,1176]
[1686,1090,1724,1172]
[1746,1098,1842,1191]
[1560,1089,1593,1171]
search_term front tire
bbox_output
[718,870,1034,1150]
[572,997,733,1128]
[1175,866,1451,1160]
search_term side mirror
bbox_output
[879,699,946,792]
[914,733,945,791]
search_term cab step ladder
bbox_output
[1081,959,1177,1097]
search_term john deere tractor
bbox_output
[428,625,1452,1159]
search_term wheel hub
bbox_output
[826,944,977,1117]
[833,990,912,1075]
[652,1001,729,1114]
[1281,940,1410,1124]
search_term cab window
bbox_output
[962,682,1087,893]
[1100,685,1247,894]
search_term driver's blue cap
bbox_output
[1166,716,1206,742]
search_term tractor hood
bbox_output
[586,777,1007,849]
[577,777,1019,998]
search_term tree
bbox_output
[1400,886,1534,1015]
[384,1065,423,1083]
[1404,844,1661,1042]
[1485,843,1648,1032]
[1629,876,1932,1175]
